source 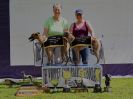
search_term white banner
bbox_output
[10,0,133,65]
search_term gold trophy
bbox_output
[93,68,102,93]
[51,79,59,93]
[95,68,101,82]
[75,69,88,91]
[77,69,86,87]
[74,69,88,92]
[79,69,86,78]
[63,71,71,92]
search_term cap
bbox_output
[75,9,83,14]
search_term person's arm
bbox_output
[63,18,69,32]
[64,28,68,33]
[68,23,75,41]
[43,27,48,37]
[36,28,47,43]
[35,28,48,43]
[38,19,50,42]
[69,23,74,34]
[86,21,95,37]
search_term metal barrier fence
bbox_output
[42,65,102,88]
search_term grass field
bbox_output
[0,78,133,99]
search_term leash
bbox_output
[65,47,73,65]
[41,43,44,66]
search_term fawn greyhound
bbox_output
[29,32,69,65]
[64,32,101,64]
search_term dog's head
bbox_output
[28,32,40,41]
[63,32,75,43]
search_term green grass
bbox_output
[0,78,133,99]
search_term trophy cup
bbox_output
[95,68,101,83]
[75,69,88,92]
[79,69,86,87]
[63,71,71,92]
[93,68,102,92]
[51,79,59,93]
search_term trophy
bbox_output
[63,71,71,92]
[51,79,59,93]
[77,69,86,88]
[93,68,102,93]
[74,69,88,92]
[79,69,86,78]
[95,68,101,84]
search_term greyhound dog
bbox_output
[29,32,69,65]
[64,32,101,64]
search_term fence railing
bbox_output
[42,65,102,88]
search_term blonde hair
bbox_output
[53,3,62,9]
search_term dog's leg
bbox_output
[62,38,70,64]
[96,39,101,64]
[73,47,80,65]
[45,48,50,65]
[92,38,101,64]
[94,50,100,64]
[61,46,65,63]
[45,48,53,65]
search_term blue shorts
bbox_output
[72,48,90,64]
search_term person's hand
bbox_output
[92,36,96,39]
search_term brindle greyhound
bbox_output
[29,32,69,65]
[64,32,101,64]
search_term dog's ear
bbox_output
[28,34,35,41]
[28,32,40,41]
[34,32,40,36]
[36,32,40,34]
